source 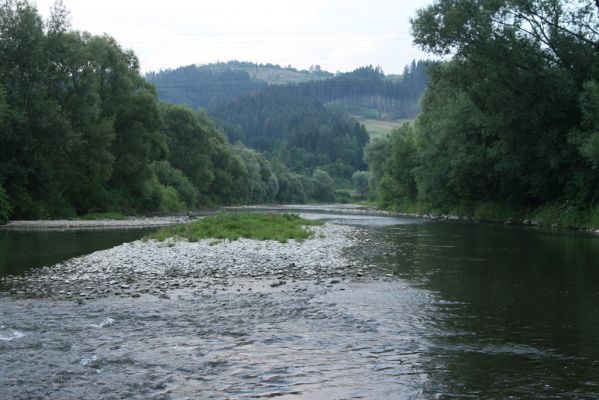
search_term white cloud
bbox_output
[33,0,434,73]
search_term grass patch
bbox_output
[531,204,599,229]
[375,199,599,229]
[350,116,412,139]
[78,212,126,220]
[147,212,324,243]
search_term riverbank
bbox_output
[0,222,375,300]
[359,201,599,234]
[1,216,190,231]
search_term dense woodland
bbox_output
[0,1,351,221]
[5,0,596,227]
[367,0,599,226]
[147,61,430,119]
[267,63,430,119]
[212,92,369,178]
[146,65,268,110]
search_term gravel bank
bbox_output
[1,222,374,300]
[2,216,190,231]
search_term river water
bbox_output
[1,209,599,399]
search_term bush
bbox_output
[0,184,12,224]
[474,202,519,222]
[152,161,198,208]
[141,174,186,214]
[335,189,352,204]
[311,169,335,202]
[352,171,370,197]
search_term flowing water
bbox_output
[1,208,599,399]
[0,228,154,278]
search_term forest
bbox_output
[5,0,595,227]
[367,0,599,226]
[0,1,355,221]
[147,61,430,119]
[211,92,369,178]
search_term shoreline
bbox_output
[0,222,379,301]
[0,216,191,231]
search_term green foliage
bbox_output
[148,212,323,243]
[364,137,391,197]
[335,189,352,204]
[3,2,342,218]
[0,184,12,224]
[0,1,160,217]
[531,204,599,229]
[151,161,198,208]
[473,203,521,222]
[232,144,279,204]
[212,92,369,176]
[148,61,428,120]
[351,171,370,197]
[272,162,306,204]
[310,169,335,202]
[140,173,186,213]
[352,117,408,139]
[367,0,599,224]
[572,80,599,168]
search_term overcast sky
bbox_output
[34,0,434,74]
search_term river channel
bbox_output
[1,206,598,399]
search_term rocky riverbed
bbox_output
[0,222,391,301]
[2,216,190,230]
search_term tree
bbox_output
[0,184,11,224]
[311,169,335,202]
[379,0,599,211]
[352,171,370,197]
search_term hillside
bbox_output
[147,60,430,120]
[202,61,334,85]
[211,91,369,178]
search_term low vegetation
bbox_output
[352,117,409,140]
[147,213,323,243]
[78,212,126,221]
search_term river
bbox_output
[1,206,598,399]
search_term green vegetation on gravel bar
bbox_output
[148,213,323,243]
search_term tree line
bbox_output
[266,62,431,119]
[146,61,430,119]
[0,1,346,222]
[211,91,369,179]
[146,65,268,110]
[366,0,599,225]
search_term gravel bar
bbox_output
[1,216,190,231]
[0,222,377,301]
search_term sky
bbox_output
[34,0,434,74]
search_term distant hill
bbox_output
[211,91,369,177]
[268,61,431,119]
[203,60,334,85]
[145,61,332,109]
[147,60,431,119]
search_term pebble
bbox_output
[1,223,390,301]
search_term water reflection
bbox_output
[378,222,599,398]
[1,217,598,398]
[0,229,154,277]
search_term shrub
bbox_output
[0,184,12,224]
